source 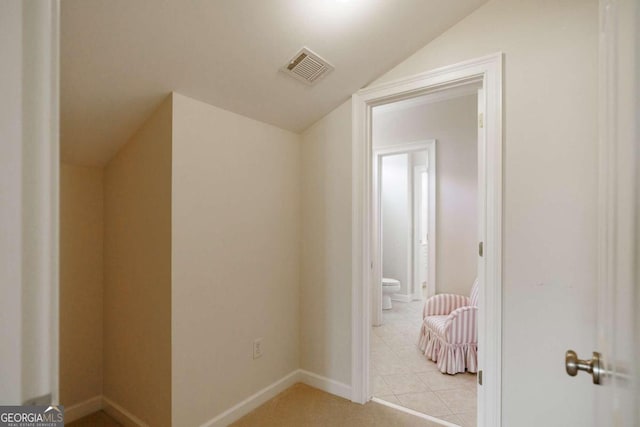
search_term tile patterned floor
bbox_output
[371,298,477,427]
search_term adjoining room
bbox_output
[370,88,480,427]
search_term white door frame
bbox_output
[351,53,503,427]
[413,165,428,302]
[595,0,639,424]
[413,160,435,301]
[0,0,60,405]
[372,140,435,326]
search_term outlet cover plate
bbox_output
[253,338,263,359]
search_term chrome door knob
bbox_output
[565,349,602,385]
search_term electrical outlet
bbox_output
[253,338,263,359]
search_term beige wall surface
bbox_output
[300,100,352,385]
[301,0,598,425]
[103,96,172,426]
[60,163,104,407]
[373,95,478,296]
[171,93,301,426]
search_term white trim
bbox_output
[103,396,148,427]
[64,395,103,423]
[405,153,413,301]
[63,371,351,427]
[48,0,60,405]
[412,164,427,301]
[200,370,300,427]
[17,0,60,405]
[298,370,352,400]
[424,142,437,298]
[372,397,461,427]
[373,83,480,115]
[61,371,352,427]
[352,53,503,427]
[373,141,433,156]
[198,369,352,427]
[596,0,639,424]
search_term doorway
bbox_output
[351,53,503,427]
[371,90,480,425]
[371,140,436,327]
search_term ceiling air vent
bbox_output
[281,47,334,85]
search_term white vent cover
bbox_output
[281,47,334,85]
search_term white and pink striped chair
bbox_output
[418,279,479,374]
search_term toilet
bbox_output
[381,278,401,310]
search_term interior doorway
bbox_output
[351,53,503,427]
[370,89,480,426]
[371,140,436,327]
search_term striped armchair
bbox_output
[418,279,479,374]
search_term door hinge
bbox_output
[478,370,483,385]
[479,241,484,257]
[371,262,374,270]
[478,112,484,128]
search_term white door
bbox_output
[419,170,428,293]
[413,166,428,300]
[588,0,638,425]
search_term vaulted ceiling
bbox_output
[61,0,487,165]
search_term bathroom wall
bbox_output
[60,163,104,408]
[381,153,410,295]
[103,95,172,426]
[374,95,478,296]
[299,0,598,425]
[171,93,301,426]
[300,100,352,387]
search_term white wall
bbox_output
[374,95,478,296]
[300,100,352,386]
[381,154,410,295]
[300,0,598,425]
[171,93,301,426]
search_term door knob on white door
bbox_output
[565,349,602,385]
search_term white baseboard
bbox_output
[391,294,413,303]
[64,395,103,423]
[103,396,148,427]
[297,370,352,401]
[67,370,353,427]
[200,370,300,427]
[198,369,352,427]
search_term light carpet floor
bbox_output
[231,383,445,426]
[67,384,444,426]
[66,410,121,426]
